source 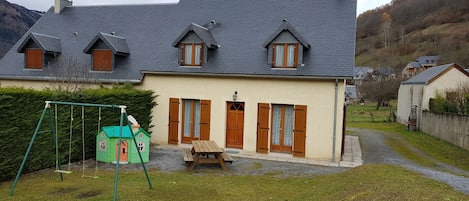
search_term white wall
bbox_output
[138,74,345,161]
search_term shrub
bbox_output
[0,87,156,182]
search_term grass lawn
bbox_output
[1,101,467,200]
[1,164,467,201]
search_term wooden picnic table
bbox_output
[185,140,229,171]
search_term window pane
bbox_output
[184,44,192,65]
[286,45,295,67]
[272,105,281,145]
[194,44,201,65]
[183,100,192,137]
[283,105,294,146]
[194,100,200,138]
[274,45,284,67]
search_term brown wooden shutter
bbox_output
[168,98,180,144]
[294,43,299,67]
[199,44,204,65]
[256,103,270,153]
[199,100,211,140]
[25,48,43,69]
[293,105,307,157]
[93,49,113,71]
[180,44,185,64]
[272,45,276,66]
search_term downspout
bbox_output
[332,79,339,163]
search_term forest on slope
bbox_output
[0,0,41,57]
[355,0,469,73]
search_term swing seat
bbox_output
[54,170,72,174]
[81,175,99,179]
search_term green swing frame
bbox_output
[9,101,152,201]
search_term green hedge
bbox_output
[0,86,156,182]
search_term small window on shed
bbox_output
[137,142,145,152]
[99,140,107,151]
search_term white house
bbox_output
[0,0,356,162]
[396,63,469,129]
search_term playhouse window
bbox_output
[137,142,145,152]
[99,140,106,150]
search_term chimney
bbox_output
[55,0,72,14]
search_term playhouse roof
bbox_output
[100,126,150,138]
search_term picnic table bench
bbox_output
[182,141,233,170]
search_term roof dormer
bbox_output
[264,20,310,69]
[83,32,129,72]
[172,23,218,67]
[17,32,61,69]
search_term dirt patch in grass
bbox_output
[49,187,78,195]
[75,190,101,199]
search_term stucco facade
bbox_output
[139,74,345,161]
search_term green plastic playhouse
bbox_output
[96,126,151,164]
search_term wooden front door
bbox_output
[256,103,270,153]
[226,102,245,148]
[116,141,128,162]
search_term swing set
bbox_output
[9,101,152,201]
[52,104,99,178]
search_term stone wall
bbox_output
[421,111,469,151]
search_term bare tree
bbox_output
[382,12,392,49]
[45,56,99,92]
[446,82,469,115]
[359,77,401,110]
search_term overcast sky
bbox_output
[7,0,392,16]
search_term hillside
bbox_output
[355,0,469,73]
[0,0,41,58]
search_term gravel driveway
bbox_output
[350,128,469,195]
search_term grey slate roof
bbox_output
[172,23,218,49]
[416,56,439,64]
[83,32,130,55]
[409,61,421,68]
[17,32,61,53]
[0,0,356,83]
[263,20,310,48]
[402,63,468,85]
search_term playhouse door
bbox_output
[116,141,128,162]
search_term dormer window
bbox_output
[181,43,203,66]
[17,32,61,70]
[273,43,298,68]
[172,23,218,67]
[264,20,310,69]
[25,48,43,69]
[83,32,129,72]
[93,49,113,71]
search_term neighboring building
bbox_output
[396,63,469,129]
[402,56,439,79]
[0,0,356,162]
[345,85,359,103]
[373,67,395,80]
[353,67,373,85]
[96,126,151,164]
